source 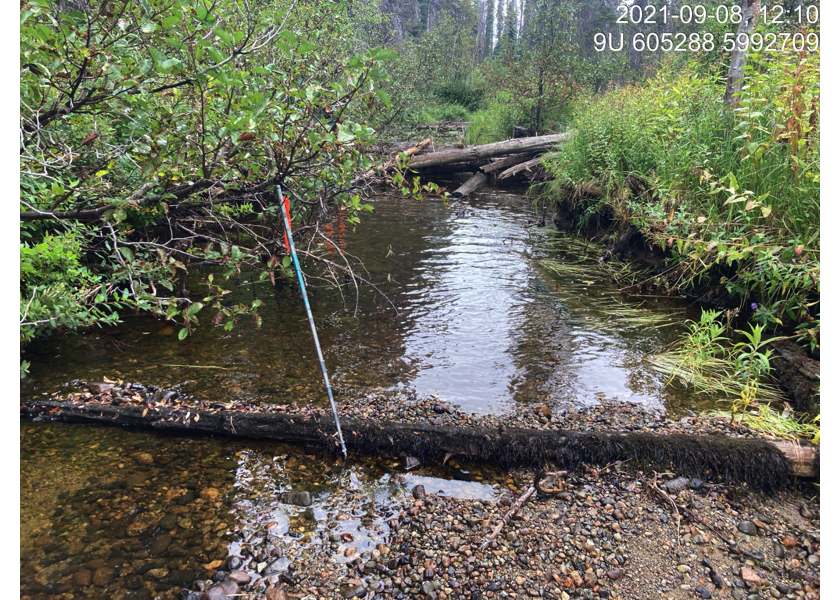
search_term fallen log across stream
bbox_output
[451,172,488,198]
[408,132,571,170]
[360,133,569,198]
[22,400,817,489]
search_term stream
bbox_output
[21,189,696,599]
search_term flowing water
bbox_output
[21,189,696,598]
[20,421,502,599]
[22,189,691,414]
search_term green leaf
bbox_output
[178,328,189,340]
[206,46,225,63]
[187,302,204,317]
[215,29,232,45]
[371,48,399,61]
[280,31,298,46]
[374,89,391,109]
[118,247,134,262]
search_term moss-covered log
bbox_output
[21,400,816,489]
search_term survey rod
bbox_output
[277,186,347,459]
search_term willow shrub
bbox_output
[20,0,394,360]
[542,50,820,349]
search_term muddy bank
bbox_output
[550,199,820,418]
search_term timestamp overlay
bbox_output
[594,3,820,54]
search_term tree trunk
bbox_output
[725,0,761,106]
[480,153,538,173]
[498,156,543,179]
[409,133,571,170]
[21,400,816,489]
[451,172,488,198]
[534,66,544,134]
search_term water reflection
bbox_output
[21,190,689,414]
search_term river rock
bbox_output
[148,534,171,555]
[200,487,221,502]
[738,521,758,536]
[127,512,159,537]
[201,578,239,600]
[278,491,312,507]
[533,403,552,417]
[72,569,92,587]
[169,569,199,585]
[663,477,690,494]
[125,473,150,488]
[740,567,762,587]
[339,582,367,598]
[411,485,426,500]
[146,567,169,579]
[228,571,251,585]
[404,455,421,470]
[158,514,178,530]
[175,490,196,505]
[265,588,288,600]
[136,453,155,465]
[92,566,113,586]
[263,557,291,575]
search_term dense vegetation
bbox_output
[20,0,395,373]
[542,47,820,350]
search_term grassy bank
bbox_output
[541,51,820,354]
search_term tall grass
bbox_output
[541,51,820,343]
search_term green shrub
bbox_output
[433,80,485,111]
[542,50,820,341]
[466,92,530,144]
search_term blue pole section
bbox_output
[276,186,348,459]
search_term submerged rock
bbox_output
[278,491,312,507]
[200,487,221,502]
[136,452,155,465]
[201,577,239,600]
